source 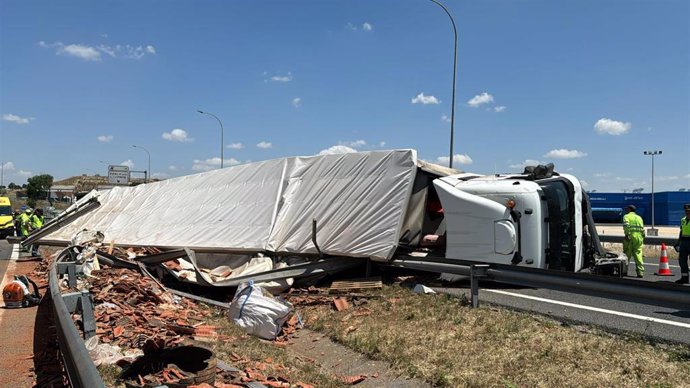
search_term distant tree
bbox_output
[8,182,17,189]
[22,184,27,189]
[27,174,53,202]
[632,188,644,193]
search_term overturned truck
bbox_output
[26,150,618,287]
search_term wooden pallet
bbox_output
[329,277,382,292]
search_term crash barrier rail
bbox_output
[387,256,690,309]
[49,246,106,388]
[598,235,678,246]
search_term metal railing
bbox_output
[598,234,677,246]
[388,256,690,309]
[49,247,106,388]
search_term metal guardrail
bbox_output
[598,234,678,246]
[49,247,106,388]
[388,256,690,309]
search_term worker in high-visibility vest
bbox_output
[673,203,690,284]
[18,208,32,237]
[622,204,645,278]
[30,208,44,229]
[29,208,44,257]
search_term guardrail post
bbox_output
[79,292,96,339]
[470,264,489,308]
[57,262,78,288]
[62,291,97,340]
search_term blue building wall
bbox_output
[588,191,690,226]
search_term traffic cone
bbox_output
[656,243,673,276]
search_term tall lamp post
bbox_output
[643,150,662,236]
[197,110,225,168]
[429,0,458,169]
[132,145,151,183]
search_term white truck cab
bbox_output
[432,166,607,272]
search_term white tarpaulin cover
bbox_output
[44,150,418,261]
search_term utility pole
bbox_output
[643,150,661,236]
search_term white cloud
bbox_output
[441,115,451,122]
[61,44,102,61]
[494,106,506,112]
[657,175,680,182]
[192,157,241,171]
[256,141,272,149]
[1,161,16,171]
[411,93,440,105]
[162,128,193,142]
[379,141,386,147]
[543,149,587,159]
[348,22,373,32]
[151,172,169,179]
[168,165,177,171]
[594,118,631,135]
[292,97,302,108]
[17,170,33,177]
[2,113,32,124]
[580,179,589,188]
[509,159,544,169]
[436,154,473,166]
[97,135,113,143]
[269,72,293,82]
[467,92,494,107]
[39,41,156,61]
[341,140,366,148]
[227,142,244,149]
[319,145,357,155]
[120,160,135,169]
[594,173,611,178]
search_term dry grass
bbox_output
[301,286,690,388]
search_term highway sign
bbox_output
[108,165,130,185]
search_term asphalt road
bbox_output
[434,256,690,345]
[0,240,14,281]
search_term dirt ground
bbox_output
[287,328,430,388]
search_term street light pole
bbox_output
[132,145,151,183]
[643,150,662,236]
[197,110,225,169]
[429,0,458,169]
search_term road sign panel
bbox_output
[108,165,130,185]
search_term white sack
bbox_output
[228,282,291,340]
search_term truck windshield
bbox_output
[0,206,11,216]
[539,179,576,271]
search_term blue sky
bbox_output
[1,0,688,192]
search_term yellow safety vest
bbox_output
[623,212,644,236]
[682,216,690,237]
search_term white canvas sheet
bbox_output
[43,150,418,261]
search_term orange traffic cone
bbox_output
[656,243,673,276]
